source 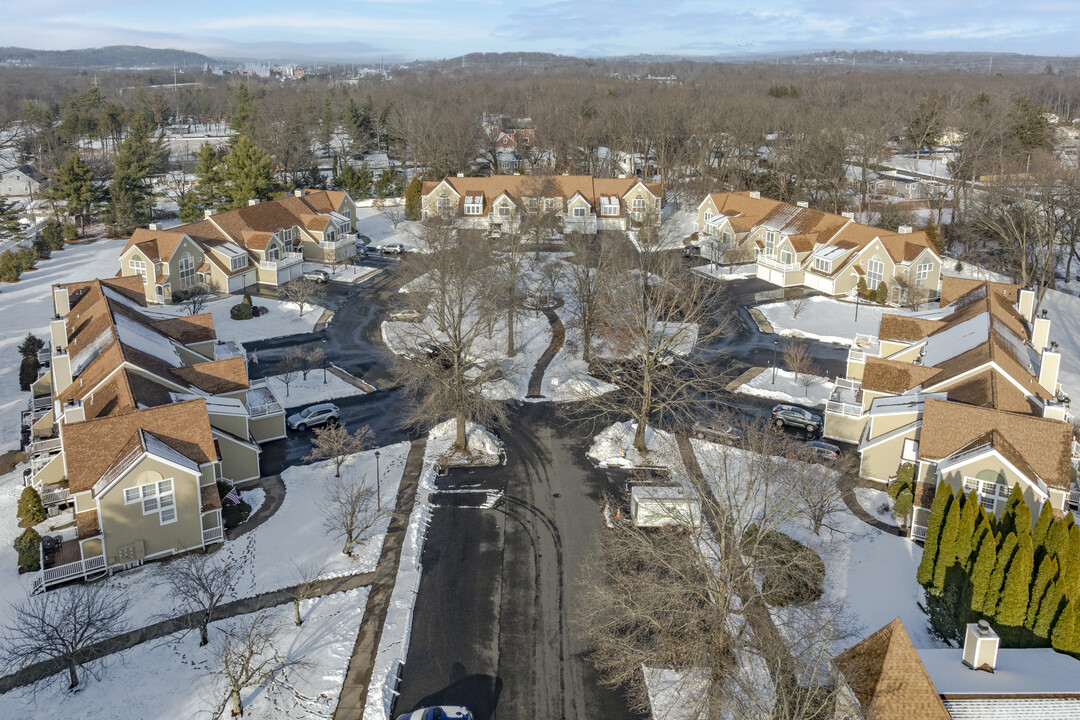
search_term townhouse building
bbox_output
[421,174,663,235]
[694,191,942,302]
[823,277,1078,540]
[119,189,359,304]
[22,275,285,591]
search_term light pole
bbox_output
[771,339,779,384]
[374,450,381,511]
[854,289,861,324]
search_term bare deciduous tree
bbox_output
[158,548,246,646]
[788,296,806,320]
[321,473,388,555]
[782,341,818,388]
[211,613,308,718]
[0,583,130,691]
[564,232,613,365]
[285,561,327,627]
[279,276,322,317]
[275,348,303,397]
[175,282,213,316]
[304,423,373,477]
[891,274,931,311]
[301,346,326,381]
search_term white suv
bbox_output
[287,403,340,431]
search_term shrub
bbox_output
[747,525,825,606]
[18,487,47,527]
[242,292,253,306]
[876,281,890,303]
[63,222,78,242]
[230,302,253,320]
[33,239,51,260]
[19,355,41,391]
[41,221,64,250]
[16,247,37,272]
[17,333,44,359]
[14,528,41,571]
[856,277,868,298]
[0,250,20,281]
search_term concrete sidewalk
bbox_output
[333,436,428,720]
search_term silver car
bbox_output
[286,403,340,431]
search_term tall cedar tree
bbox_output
[1034,579,1064,640]
[224,136,274,208]
[1027,555,1059,631]
[1044,518,1071,570]
[918,488,954,586]
[1051,601,1078,653]
[1065,524,1080,597]
[931,493,962,595]
[1031,501,1054,561]
[405,176,422,220]
[998,484,1030,539]
[968,517,997,615]
[106,114,166,235]
[179,142,228,222]
[954,492,981,570]
[49,154,98,236]
[984,532,1019,623]
[994,531,1033,628]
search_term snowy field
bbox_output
[587,421,687,478]
[0,443,408,631]
[0,238,126,452]
[2,586,370,720]
[736,368,835,408]
[758,296,905,346]
[142,294,326,345]
[303,259,382,284]
[262,371,366,409]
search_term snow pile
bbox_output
[855,487,897,525]
[4,587,371,720]
[642,666,710,720]
[426,419,503,467]
[263,371,366,409]
[940,256,1012,284]
[736,368,835,409]
[142,294,327,345]
[587,421,686,477]
[239,487,266,518]
[693,262,757,281]
[759,296,900,346]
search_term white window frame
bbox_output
[915,261,932,285]
[572,206,586,218]
[178,253,195,289]
[231,255,248,271]
[704,211,714,224]
[779,249,793,264]
[601,202,619,217]
[464,198,483,215]
[498,204,511,218]
[129,258,147,279]
[962,477,1011,515]
[813,257,830,274]
[765,232,775,255]
[126,478,177,525]
[866,256,884,287]
[632,197,645,211]
[544,198,556,212]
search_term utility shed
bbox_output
[630,485,701,528]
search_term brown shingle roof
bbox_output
[834,618,950,720]
[201,482,222,512]
[940,276,1019,306]
[918,398,1072,490]
[424,175,661,217]
[862,358,941,394]
[171,357,249,394]
[62,400,217,493]
[148,314,217,345]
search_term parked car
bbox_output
[286,403,340,431]
[302,269,330,283]
[396,707,473,720]
[389,309,423,322]
[770,404,823,434]
[355,245,370,257]
[691,422,741,444]
[377,242,405,254]
[804,440,841,461]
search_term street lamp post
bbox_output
[772,339,779,384]
[374,450,381,511]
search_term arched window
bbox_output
[179,252,195,289]
[866,255,884,287]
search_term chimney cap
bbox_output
[897,224,913,234]
[294,188,304,197]
[148,223,159,231]
[977,619,991,634]
[749,191,761,199]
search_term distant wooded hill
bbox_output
[0,45,214,68]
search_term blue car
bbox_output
[396,707,473,720]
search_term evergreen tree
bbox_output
[41,221,65,250]
[1051,600,1077,654]
[180,142,228,222]
[1032,502,1054,560]
[336,162,372,200]
[998,484,1030,539]
[985,532,1018,622]
[1064,524,1080,601]
[932,494,962,594]
[968,517,998,615]
[1023,552,1058,630]
[405,176,422,221]
[0,196,22,239]
[17,333,44,359]
[954,492,981,569]
[918,487,953,587]
[17,486,46,527]
[229,84,256,139]
[106,114,166,235]
[49,153,99,236]
[224,135,273,208]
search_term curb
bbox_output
[747,307,774,334]
[725,366,766,392]
[329,365,377,393]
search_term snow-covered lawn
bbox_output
[142,294,326,345]
[425,419,503,467]
[691,439,940,650]
[1035,288,1080,400]
[736,368,835,409]
[940,256,1012,284]
[261,370,366,410]
[692,262,757,281]
[354,207,428,253]
[587,421,687,478]
[239,487,266,517]
[855,486,898,526]
[0,238,127,451]
[759,296,905,346]
[303,259,381,284]
[4,586,370,720]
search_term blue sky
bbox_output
[8,0,1080,62]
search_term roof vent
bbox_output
[962,620,999,672]
[796,201,809,208]
[456,172,464,178]
[148,223,159,231]
[749,191,761,199]
[898,225,913,234]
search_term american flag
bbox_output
[224,489,241,505]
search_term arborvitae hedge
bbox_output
[17,486,46,527]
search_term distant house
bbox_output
[119,189,358,303]
[359,153,391,179]
[0,164,50,198]
[421,174,662,234]
[874,172,928,200]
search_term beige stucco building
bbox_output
[694,191,942,302]
[119,189,359,304]
[822,277,1077,541]
[22,276,286,592]
[421,174,662,235]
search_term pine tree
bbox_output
[49,153,98,236]
[1051,600,1077,653]
[180,142,228,222]
[998,484,1031,539]
[918,486,953,587]
[229,84,255,139]
[405,176,423,220]
[954,492,981,569]
[933,494,962,594]
[224,135,273,208]
[968,517,998,615]
[0,196,23,239]
[1045,516,1071,562]
[106,113,166,235]
[1032,501,1054,553]
[1027,555,1059,631]
[985,532,1018,621]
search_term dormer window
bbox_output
[231,255,248,271]
[813,257,831,273]
[573,206,587,217]
[600,196,619,216]
[464,195,484,215]
[544,198,556,212]
[498,204,511,218]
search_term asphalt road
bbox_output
[393,403,644,720]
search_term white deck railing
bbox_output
[825,400,863,417]
[248,379,284,417]
[203,526,224,544]
[258,253,303,272]
[38,485,70,506]
[33,554,106,593]
[757,255,801,272]
[29,437,62,455]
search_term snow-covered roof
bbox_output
[919,313,990,367]
[632,485,695,503]
[103,287,146,312]
[213,241,248,259]
[943,698,1080,719]
[142,429,201,471]
[869,392,946,415]
[114,313,182,366]
[812,244,851,262]
[917,648,1080,696]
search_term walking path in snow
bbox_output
[526,305,566,398]
[0,569,375,694]
[226,475,286,540]
[330,365,377,393]
[333,436,428,720]
[839,475,902,535]
[314,308,336,332]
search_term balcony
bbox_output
[38,484,71,506]
[214,340,246,361]
[848,333,880,363]
[28,437,62,455]
[826,378,863,417]
[32,553,106,594]
[247,379,284,418]
[756,254,801,273]
[203,526,224,544]
[258,253,303,272]
[320,233,357,251]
